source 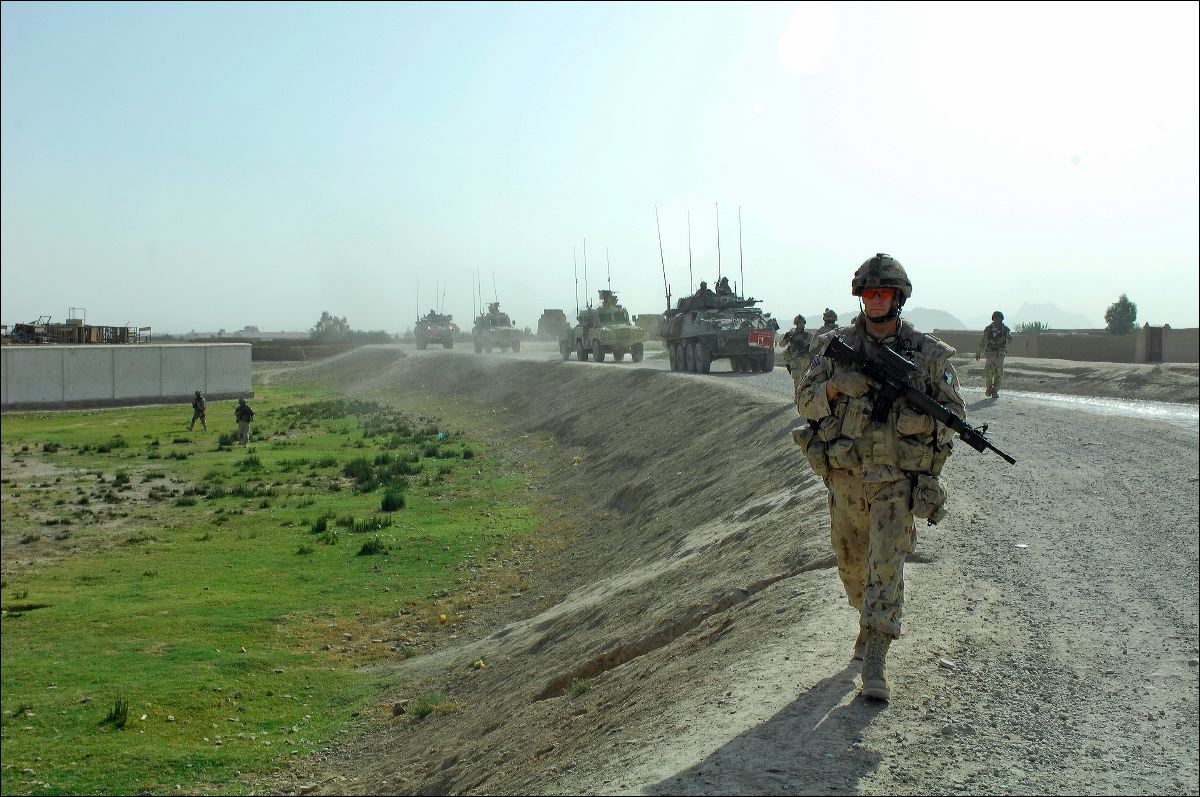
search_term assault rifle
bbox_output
[826,336,1016,464]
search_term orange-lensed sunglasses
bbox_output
[861,287,896,301]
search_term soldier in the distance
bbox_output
[816,308,839,336]
[780,314,815,386]
[976,311,1012,398]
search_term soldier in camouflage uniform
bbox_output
[976,311,1011,398]
[780,314,815,385]
[816,308,839,337]
[793,254,966,703]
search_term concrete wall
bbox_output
[932,327,1198,364]
[1,344,251,410]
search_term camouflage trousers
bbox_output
[984,352,1005,395]
[238,421,250,445]
[826,471,915,640]
[189,411,206,431]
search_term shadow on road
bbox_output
[643,665,886,795]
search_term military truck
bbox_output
[536,309,569,340]
[559,289,646,363]
[414,310,457,350]
[472,302,522,353]
[659,287,777,373]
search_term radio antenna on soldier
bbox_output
[655,205,670,310]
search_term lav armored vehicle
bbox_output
[414,310,457,349]
[536,309,569,340]
[472,302,521,353]
[559,289,646,363]
[660,286,777,373]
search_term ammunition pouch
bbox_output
[895,437,934,473]
[791,424,830,480]
[910,474,947,524]
[826,437,861,470]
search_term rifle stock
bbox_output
[825,336,1016,465]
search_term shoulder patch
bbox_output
[921,332,956,359]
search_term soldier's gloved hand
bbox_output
[827,371,870,398]
[896,407,934,436]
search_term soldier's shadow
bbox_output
[967,397,998,412]
[643,665,886,795]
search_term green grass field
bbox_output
[0,387,541,795]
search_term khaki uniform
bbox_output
[234,402,255,445]
[794,316,965,639]
[976,322,1011,396]
[780,327,815,384]
[815,322,839,337]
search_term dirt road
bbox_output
[263,344,1199,796]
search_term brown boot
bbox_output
[852,626,868,661]
[861,630,892,702]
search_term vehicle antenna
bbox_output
[687,210,693,293]
[655,205,670,310]
[416,274,420,323]
[606,246,612,292]
[491,269,498,304]
[440,282,447,315]
[583,238,590,308]
[573,245,580,316]
[738,205,744,297]
[715,202,721,283]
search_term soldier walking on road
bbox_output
[780,314,815,386]
[234,397,255,446]
[793,254,966,703]
[976,311,1012,398]
[816,308,839,337]
[188,390,207,431]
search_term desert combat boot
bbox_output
[853,626,868,661]
[861,630,892,702]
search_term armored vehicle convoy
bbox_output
[536,309,569,339]
[660,287,777,373]
[414,310,457,349]
[559,290,646,363]
[472,302,521,353]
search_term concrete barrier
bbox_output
[1,344,251,411]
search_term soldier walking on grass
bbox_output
[976,311,1012,398]
[234,397,255,446]
[793,253,966,703]
[188,390,207,431]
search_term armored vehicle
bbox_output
[660,288,777,373]
[536,309,569,340]
[472,302,522,353]
[414,310,457,349]
[559,290,646,363]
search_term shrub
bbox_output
[381,489,406,512]
[237,454,263,472]
[568,678,593,698]
[297,544,315,556]
[408,692,445,719]
[343,457,375,487]
[357,536,387,556]
[217,432,239,447]
[422,444,439,458]
[311,516,329,534]
[1015,321,1049,335]
[43,442,61,454]
[462,448,475,460]
[318,531,338,545]
[99,694,129,730]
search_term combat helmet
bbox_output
[992,310,1004,321]
[851,253,912,303]
[822,308,837,323]
[794,314,806,326]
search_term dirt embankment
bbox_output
[258,348,1199,797]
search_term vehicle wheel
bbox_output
[685,342,697,372]
[592,339,606,363]
[614,351,625,362]
[762,349,775,371]
[668,344,678,371]
[741,357,754,373]
[485,343,493,353]
[695,343,712,373]
[560,340,572,360]
[631,343,644,363]
[730,356,742,373]
[511,340,521,353]
[417,340,427,350]
[577,340,590,362]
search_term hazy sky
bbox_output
[3,1,1197,334]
